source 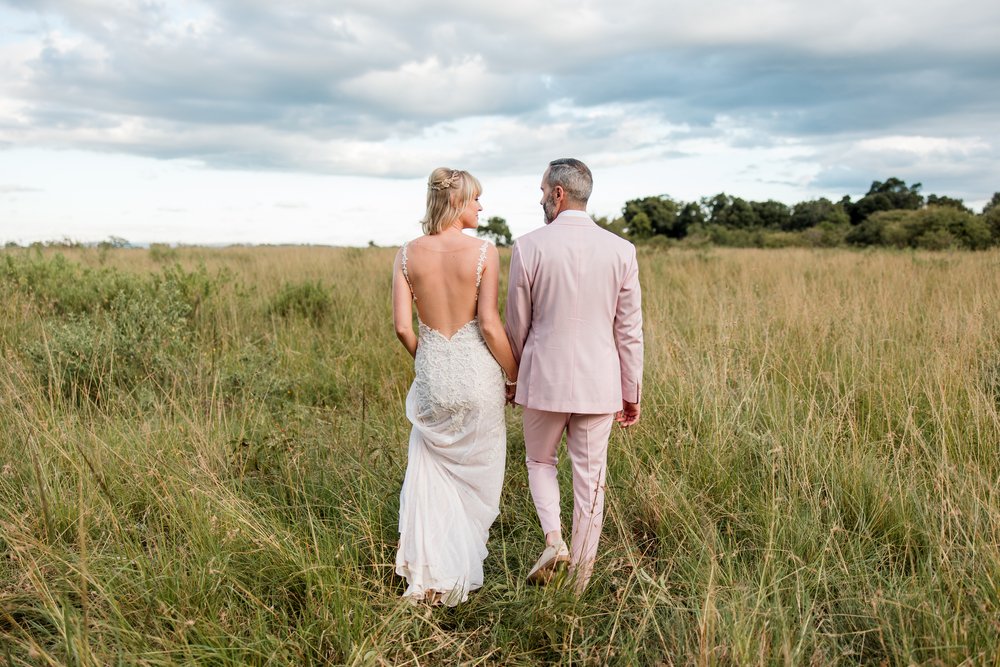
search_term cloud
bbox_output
[0,0,998,195]
[855,135,989,157]
[808,133,997,202]
[340,55,544,119]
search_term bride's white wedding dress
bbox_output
[395,240,507,606]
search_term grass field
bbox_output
[1,244,998,665]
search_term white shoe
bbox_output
[527,541,570,585]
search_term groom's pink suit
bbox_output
[505,209,643,588]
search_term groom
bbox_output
[504,158,643,592]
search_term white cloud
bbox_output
[340,55,536,118]
[855,135,990,157]
[807,133,996,206]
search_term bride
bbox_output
[391,168,519,606]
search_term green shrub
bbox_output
[756,230,803,248]
[0,252,141,314]
[154,263,217,321]
[268,281,332,323]
[847,207,994,250]
[984,207,1000,242]
[218,342,346,409]
[9,255,223,404]
[0,253,218,319]
[682,223,754,247]
[219,344,292,406]
[29,290,193,404]
[149,243,178,263]
[801,221,850,247]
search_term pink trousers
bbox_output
[523,408,614,589]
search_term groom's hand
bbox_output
[615,401,640,428]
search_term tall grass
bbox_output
[1,244,998,665]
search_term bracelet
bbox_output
[503,374,517,387]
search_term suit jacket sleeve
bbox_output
[504,241,532,364]
[614,247,643,403]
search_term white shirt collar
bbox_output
[551,209,592,225]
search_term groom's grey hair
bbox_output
[546,158,593,205]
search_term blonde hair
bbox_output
[421,168,482,235]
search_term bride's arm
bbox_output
[392,249,418,358]
[477,246,518,382]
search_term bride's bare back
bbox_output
[391,166,517,384]
[401,234,487,338]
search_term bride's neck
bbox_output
[440,222,465,235]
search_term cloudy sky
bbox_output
[1,0,998,246]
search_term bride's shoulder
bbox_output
[409,233,486,252]
[400,236,429,258]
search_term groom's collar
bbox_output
[550,209,593,227]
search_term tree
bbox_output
[751,200,791,229]
[926,194,971,213]
[704,194,731,223]
[624,210,654,239]
[846,177,924,225]
[982,192,1000,215]
[845,207,991,250]
[916,207,990,250]
[622,196,683,238]
[476,216,512,247]
[788,198,849,231]
[677,201,706,230]
[981,193,1000,242]
[705,194,759,228]
[98,236,132,249]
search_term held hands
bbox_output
[615,400,640,428]
[503,373,518,405]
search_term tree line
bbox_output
[601,179,1000,250]
[478,178,1000,250]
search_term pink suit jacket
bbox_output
[504,210,643,414]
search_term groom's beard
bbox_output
[542,192,558,224]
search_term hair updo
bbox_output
[421,167,482,235]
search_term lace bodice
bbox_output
[412,318,504,442]
[400,237,502,438]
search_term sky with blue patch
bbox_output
[1,0,998,245]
